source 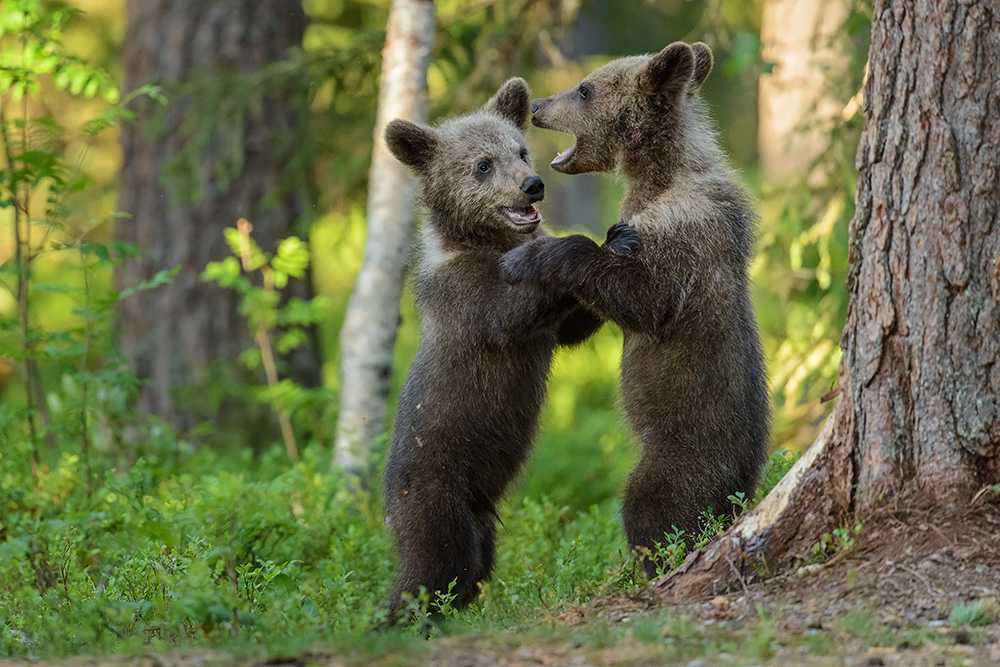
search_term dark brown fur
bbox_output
[501,43,771,577]
[381,79,623,623]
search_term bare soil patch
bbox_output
[557,501,1000,665]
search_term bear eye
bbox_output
[519,147,529,163]
[477,159,493,174]
[579,83,591,100]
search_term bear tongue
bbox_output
[502,205,541,225]
[552,143,576,166]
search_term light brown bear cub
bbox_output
[382,78,636,623]
[501,43,771,578]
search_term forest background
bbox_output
[0,0,870,658]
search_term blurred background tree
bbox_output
[116,0,321,439]
[754,0,869,449]
[333,0,435,480]
[1,0,870,501]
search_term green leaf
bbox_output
[82,77,99,98]
[275,328,306,354]
[222,227,268,271]
[201,256,242,287]
[122,83,166,106]
[83,243,110,263]
[101,84,120,104]
[68,70,88,95]
[120,266,180,298]
[30,281,78,295]
[272,236,309,279]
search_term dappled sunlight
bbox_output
[0,0,875,659]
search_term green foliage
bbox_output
[0,0,865,659]
[202,223,334,457]
[756,447,801,503]
[950,599,997,628]
[0,0,167,493]
[638,449,798,578]
[811,522,862,564]
[0,0,118,103]
[153,0,583,213]
[0,439,801,657]
[753,1,871,452]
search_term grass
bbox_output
[0,398,800,660]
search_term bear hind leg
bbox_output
[386,500,487,625]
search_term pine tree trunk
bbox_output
[333,0,436,478]
[658,0,1000,597]
[116,0,319,431]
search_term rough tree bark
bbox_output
[117,0,320,431]
[658,0,1000,598]
[758,0,851,181]
[333,0,435,478]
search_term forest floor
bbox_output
[4,504,999,666]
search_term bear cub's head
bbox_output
[530,42,713,176]
[385,78,545,239]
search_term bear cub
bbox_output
[381,78,636,623]
[501,43,771,578]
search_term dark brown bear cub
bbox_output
[381,78,634,623]
[501,43,771,578]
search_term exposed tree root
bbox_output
[653,410,853,601]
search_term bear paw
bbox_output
[500,238,551,284]
[603,221,641,256]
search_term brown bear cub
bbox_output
[501,43,771,578]
[381,78,637,623]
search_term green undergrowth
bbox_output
[0,434,798,659]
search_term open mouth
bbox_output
[531,114,578,171]
[499,205,541,226]
[551,142,576,168]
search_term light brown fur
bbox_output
[502,43,771,577]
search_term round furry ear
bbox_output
[484,77,532,129]
[385,119,438,170]
[688,42,714,95]
[639,42,696,107]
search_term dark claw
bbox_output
[604,221,641,256]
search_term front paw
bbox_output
[603,221,641,256]
[500,239,548,284]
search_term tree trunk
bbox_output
[758,0,851,182]
[116,0,320,432]
[658,0,1000,598]
[333,0,435,479]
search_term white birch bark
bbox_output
[333,0,436,479]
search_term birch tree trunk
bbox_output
[116,0,319,433]
[758,0,852,181]
[658,0,1000,598]
[334,0,436,478]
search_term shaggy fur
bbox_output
[501,43,771,577]
[381,78,636,623]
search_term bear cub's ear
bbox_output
[688,42,713,95]
[385,119,439,170]
[484,77,532,130]
[640,42,696,108]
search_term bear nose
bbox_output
[530,99,541,113]
[521,176,544,201]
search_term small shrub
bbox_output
[950,599,997,628]
[811,522,862,563]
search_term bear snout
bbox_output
[530,98,553,129]
[520,176,544,202]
